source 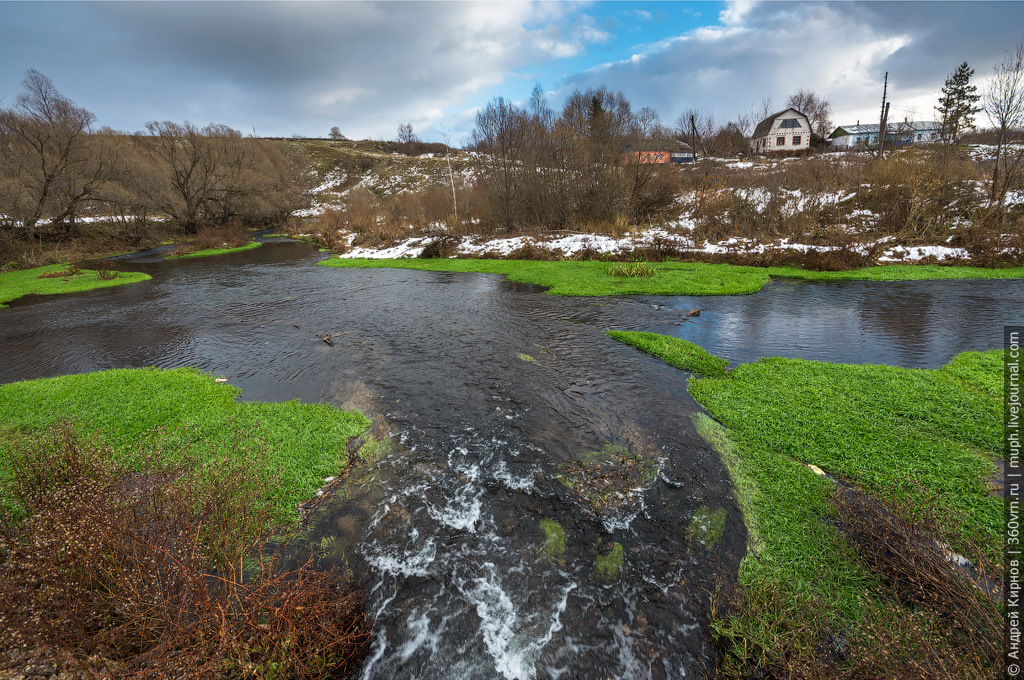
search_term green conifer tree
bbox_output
[936,62,982,145]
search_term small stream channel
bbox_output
[1,239,1020,679]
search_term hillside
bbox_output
[283,140,1023,268]
[280,138,479,218]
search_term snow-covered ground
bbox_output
[295,150,1021,264]
[328,227,980,263]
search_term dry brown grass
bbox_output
[711,486,1002,680]
[0,422,371,679]
[35,262,83,278]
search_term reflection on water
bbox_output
[634,277,1022,369]
[1,242,1020,679]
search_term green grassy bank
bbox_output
[607,331,1004,675]
[0,264,151,308]
[320,257,1024,296]
[0,367,369,522]
[169,241,262,259]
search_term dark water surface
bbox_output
[1,240,1020,679]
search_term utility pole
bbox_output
[877,72,889,156]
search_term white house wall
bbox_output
[753,111,811,154]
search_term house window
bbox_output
[917,134,922,141]
[793,135,801,146]
[780,119,803,129]
[777,136,785,146]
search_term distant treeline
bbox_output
[0,70,309,247]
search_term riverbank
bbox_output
[168,240,263,259]
[0,368,373,677]
[0,263,151,308]
[0,367,369,520]
[321,256,1024,296]
[607,331,1003,677]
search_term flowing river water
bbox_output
[1,238,1021,679]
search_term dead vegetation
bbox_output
[556,445,661,511]
[710,486,1003,680]
[170,221,256,257]
[0,422,371,679]
[302,139,1023,269]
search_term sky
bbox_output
[1,1,1021,144]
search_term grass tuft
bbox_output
[606,330,730,378]
[320,257,1024,297]
[610,261,655,278]
[0,263,151,308]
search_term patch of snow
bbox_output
[878,244,969,262]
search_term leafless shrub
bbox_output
[95,260,119,280]
[503,240,559,260]
[961,207,1024,265]
[36,262,82,278]
[857,149,982,239]
[712,485,1001,679]
[418,235,460,259]
[835,487,1001,678]
[0,422,371,679]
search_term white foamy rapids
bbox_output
[363,537,437,578]
[424,447,486,531]
[396,608,445,663]
[492,459,536,492]
[600,493,647,532]
[426,494,483,532]
[358,593,397,680]
[462,564,576,680]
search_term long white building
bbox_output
[829,121,942,149]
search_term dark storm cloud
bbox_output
[561,1,1023,129]
[0,1,1017,140]
[0,1,602,139]
[850,2,1024,80]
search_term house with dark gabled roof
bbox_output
[751,108,811,154]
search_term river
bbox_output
[1,238,1020,679]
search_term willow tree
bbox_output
[0,69,113,240]
[984,41,1024,207]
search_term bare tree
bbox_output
[734,106,758,139]
[329,126,346,140]
[440,124,458,230]
[984,39,1024,206]
[135,121,265,232]
[472,97,529,231]
[396,123,417,145]
[786,89,833,139]
[675,109,714,158]
[0,69,113,240]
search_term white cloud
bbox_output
[561,1,1018,133]
[0,1,609,140]
[314,87,374,109]
[2,0,1020,144]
